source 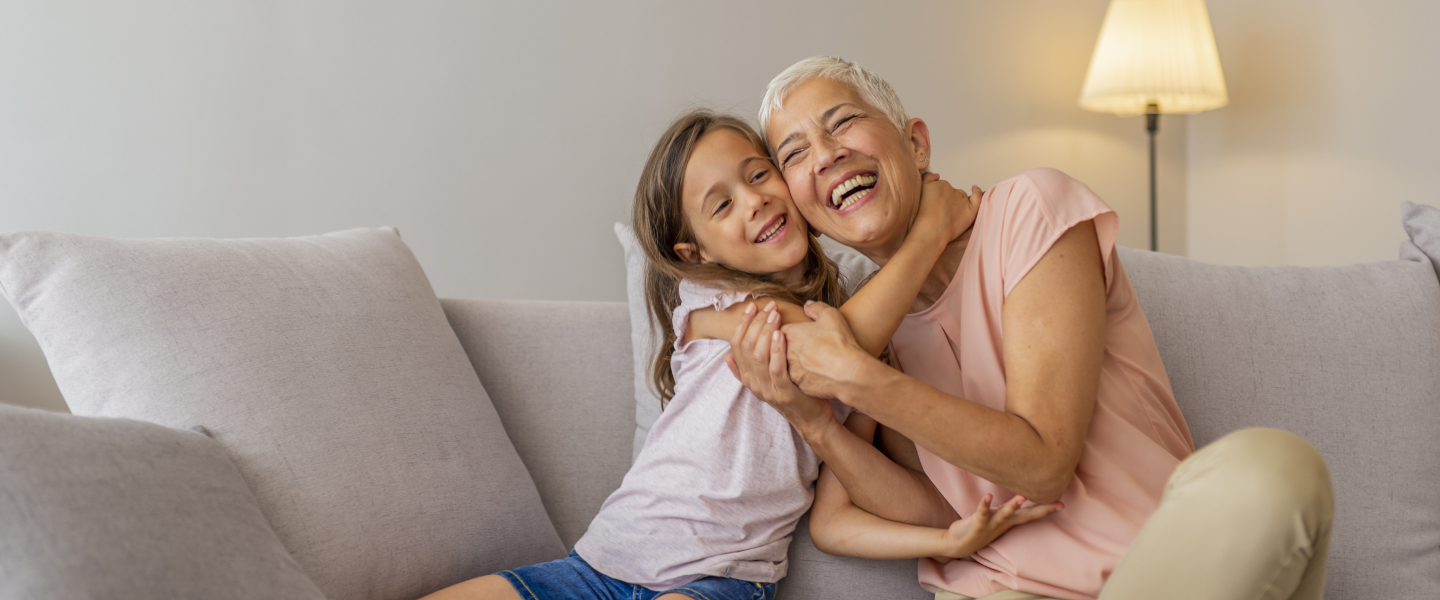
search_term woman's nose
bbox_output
[813,135,848,172]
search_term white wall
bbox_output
[1187,0,1438,266]
[2,0,1180,412]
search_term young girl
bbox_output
[421,111,1058,600]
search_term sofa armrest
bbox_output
[441,299,634,548]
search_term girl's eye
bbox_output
[713,199,731,216]
[750,168,769,183]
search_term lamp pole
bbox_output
[1147,103,1158,252]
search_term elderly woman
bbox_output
[728,56,1334,600]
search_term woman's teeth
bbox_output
[756,216,786,243]
[831,174,877,209]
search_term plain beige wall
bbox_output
[1187,0,1437,266]
[2,0,1181,412]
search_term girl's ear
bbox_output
[673,242,706,264]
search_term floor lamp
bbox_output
[1079,0,1228,252]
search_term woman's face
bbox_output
[765,77,931,261]
[674,129,810,286]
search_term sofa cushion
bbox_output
[0,228,565,600]
[441,298,635,548]
[0,404,326,600]
[614,222,875,460]
[1401,201,1440,280]
[1119,247,1440,599]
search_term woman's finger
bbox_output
[769,331,789,388]
[745,301,776,360]
[740,302,770,357]
[731,303,758,350]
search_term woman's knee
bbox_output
[1174,428,1334,518]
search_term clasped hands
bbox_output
[723,299,872,437]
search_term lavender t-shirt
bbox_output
[574,279,851,589]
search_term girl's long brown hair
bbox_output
[634,109,849,407]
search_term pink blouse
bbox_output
[890,168,1194,600]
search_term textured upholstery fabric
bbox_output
[1119,247,1440,600]
[0,404,326,600]
[778,514,932,600]
[1401,201,1440,280]
[614,222,876,460]
[441,298,635,548]
[0,228,564,600]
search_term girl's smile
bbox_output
[673,128,810,287]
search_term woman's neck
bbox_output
[910,229,971,313]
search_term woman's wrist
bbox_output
[833,352,899,411]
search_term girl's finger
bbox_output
[923,172,940,183]
[974,494,993,520]
[995,496,1022,522]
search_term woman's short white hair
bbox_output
[759,56,910,143]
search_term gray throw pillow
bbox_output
[614,222,875,460]
[0,404,326,600]
[0,228,565,600]
[1400,201,1440,281]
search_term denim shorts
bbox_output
[497,550,776,600]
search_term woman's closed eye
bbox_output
[781,147,805,168]
[831,114,859,133]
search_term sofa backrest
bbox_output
[1118,247,1440,598]
[445,249,1440,599]
[441,298,636,548]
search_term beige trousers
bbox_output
[936,428,1334,600]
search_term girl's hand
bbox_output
[724,301,838,438]
[913,173,984,246]
[936,494,1063,561]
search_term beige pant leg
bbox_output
[1098,428,1334,600]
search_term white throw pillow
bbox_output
[615,222,875,460]
[0,228,566,600]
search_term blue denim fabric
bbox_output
[497,550,776,600]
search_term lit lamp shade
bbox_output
[1079,0,1228,116]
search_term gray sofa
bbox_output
[2,206,1439,599]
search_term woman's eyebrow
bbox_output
[773,103,862,156]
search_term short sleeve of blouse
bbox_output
[672,280,756,351]
[994,168,1120,298]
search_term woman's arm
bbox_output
[782,221,1108,504]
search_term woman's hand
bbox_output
[912,173,985,247]
[781,301,882,403]
[724,301,839,439]
[934,494,1064,562]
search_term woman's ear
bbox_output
[673,242,706,264]
[905,117,933,170]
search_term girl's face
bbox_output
[674,129,810,286]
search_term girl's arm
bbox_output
[810,414,1064,560]
[686,176,981,349]
[837,178,982,357]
